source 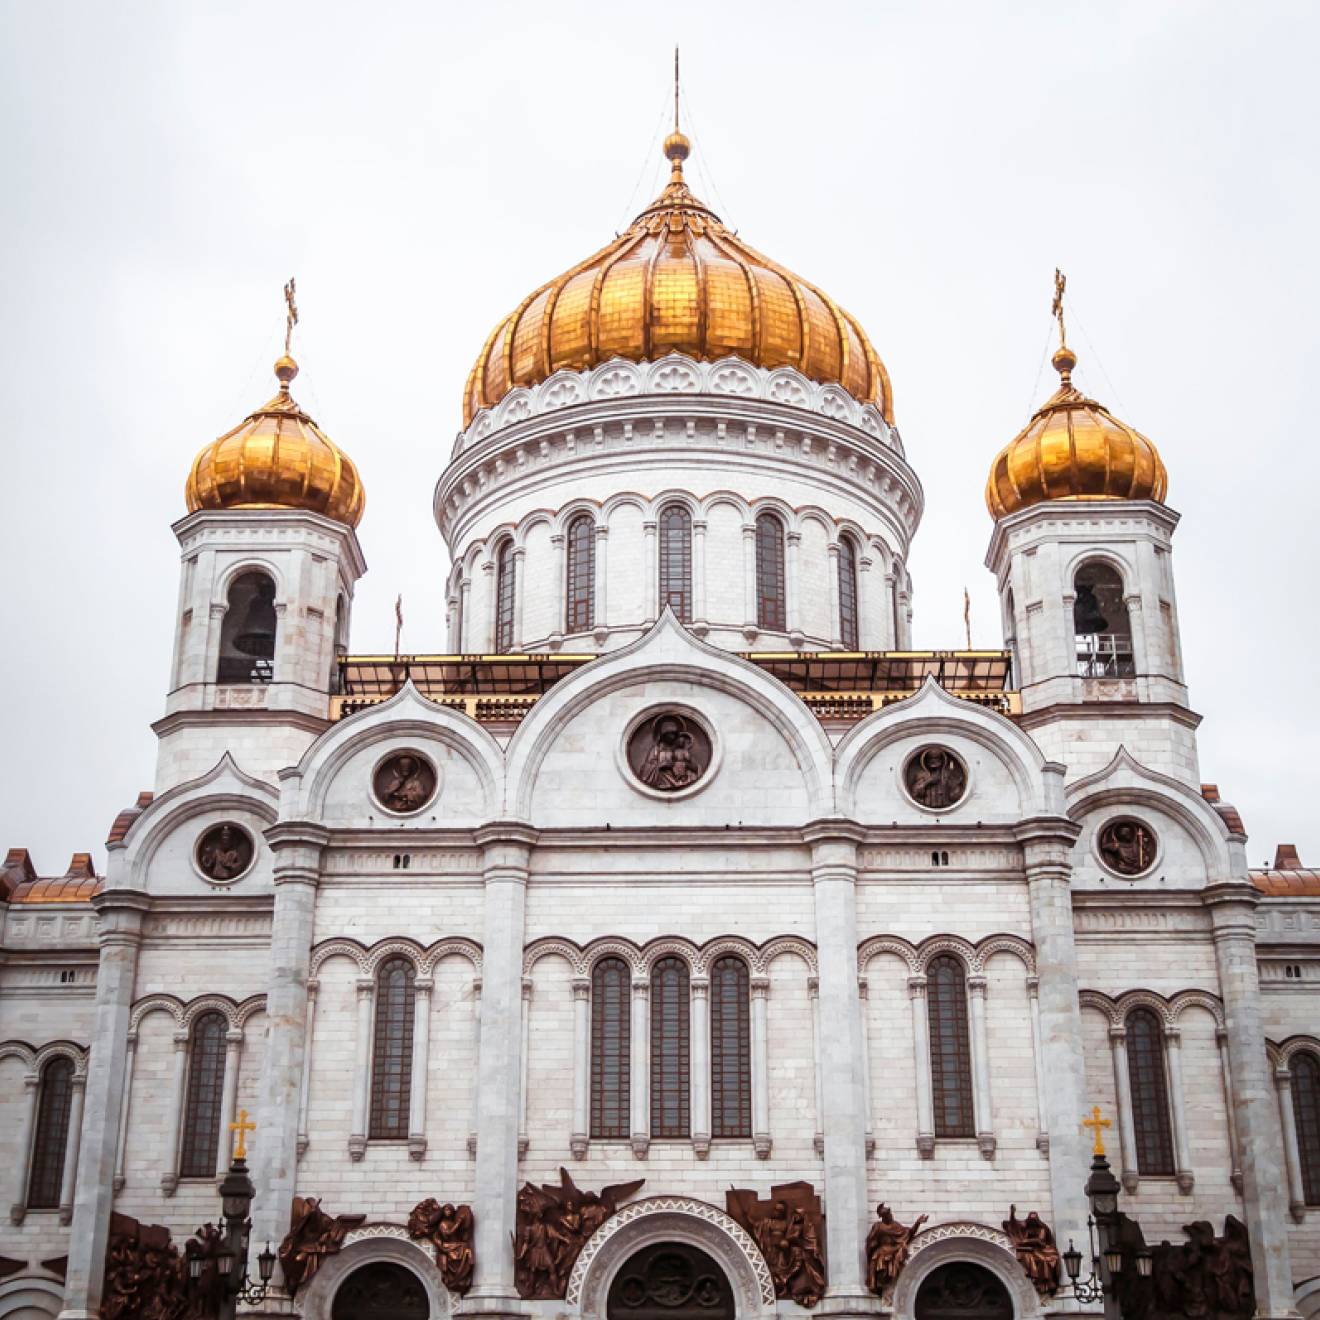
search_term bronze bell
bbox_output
[1073,582,1109,635]
[233,581,277,657]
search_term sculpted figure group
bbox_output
[727,1182,827,1308]
[277,1196,366,1297]
[408,1199,475,1295]
[1003,1206,1061,1296]
[1112,1213,1254,1320]
[865,1203,928,1295]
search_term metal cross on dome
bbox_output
[284,277,298,355]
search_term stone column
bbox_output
[570,976,590,1159]
[112,1034,136,1191]
[908,975,934,1158]
[459,576,473,652]
[1274,1066,1306,1223]
[826,542,842,647]
[750,975,772,1158]
[469,822,537,1314]
[1026,978,1049,1152]
[216,1028,243,1175]
[857,978,874,1156]
[593,525,609,643]
[741,523,757,634]
[512,546,527,648]
[803,821,880,1314]
[1219,1028,1243,1191]
[630,977,651,1158]
[159,1031,189,1195]
[349,977,375,1159]
[1109,1026,1140,1192]
[1015,818,1092,1269]
[1162,1026,1195,1193]
[250,823,327,1290]
[549,532,566,642]
[57,889,150,1320]
[409,977,433,1161]
[468,977,483,1155]
[518,977,532,1156]
[1203,883,1300,1316]
[690,977,711,1158]
[966,975,996,1159]
[9,1074,38,1224]
[691,519,708,634]
[296,980,318,1158]
[809,975,825,1154]
[483,558,496,650]
[642,520,658,625]
[786,530,803,643]
[58,1075,87,1225]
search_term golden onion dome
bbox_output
[186,354,365,527]
[985,345,1168,520]
[463,132,893,426]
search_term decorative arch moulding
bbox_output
[522,932,818,979]
[308,934,484,979]
[1077,986,1226,1031]
[856,930,1037,976]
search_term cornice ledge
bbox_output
[473,821,541,849]
[1202,880,1262,910]
[801,818,867,846]
[1012,815,1083,846]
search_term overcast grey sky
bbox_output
[2,1,1316,871]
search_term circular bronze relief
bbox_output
[373,751,438,814]
[627,711,711,792]
[1098,817,1158,876]
[903,745,968,809]
[196,823,254,881]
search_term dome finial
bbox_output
[1051,267,1076,384]
[274,276,299,390]
[663,46,691,181]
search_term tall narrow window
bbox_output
[1290,1051,1320,1205]
[650,957,690,1138]
[179,1012,228,1177]
[370,958,416,1140]
[566,515,596,633]
[1126,1008,1175,1175]
[27,1056,74,1209]
[591,958,631,1138]
[710,956,751,1138]
[452,577,465,652]
[658,505,693,623]
[927,956,974,1138]
[495,541,517,652]
[217,570,277,684]
[1074,560,1134,678]
[838,535,859,649]
[755,512,786,631]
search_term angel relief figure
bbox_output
[408,1200,475,1295]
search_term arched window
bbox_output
[658,505,692,623]
[1290,1051,1320,1205]
[1074,560,1133,678]
[494,540,517,652]
[26,1056,74,1209]
[710,956,751,1138]
[927,956,974,1138]
[591,958,631,1139]
[179,1012,228,1178]
[1125,1008,1174,1175]
[755,512,786,631]
[566,514,596,633]
[838,536,860,649]
[217,570,277,684]
[369,958,416,1140]
[651,957,690,1138]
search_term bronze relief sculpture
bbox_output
[864,1202,928,1295]
[1098,817,1157,876]
[373,751,438,813]
[903,746,967,809]
[1109,1212,1254,1320]
[628,712,709,791]
[408,1200,475,1296]
[195,823,253,881]
[100,1211,191,1320]
[513,1168,645,1299]
[726,1182,827,1308]
[1003,1206,1060,1297]
[277,1196,366,1297]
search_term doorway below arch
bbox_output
[914,1261,1013,1320]
[606,1242,735,1320]
[331,1260,430,1320]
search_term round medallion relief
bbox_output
[1097,816,1158,877]
[195,823,255,882]
[626,711,712,793]
[902,746,968,810]
[372,751,439,815]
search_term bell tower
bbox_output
[155,287,367,791]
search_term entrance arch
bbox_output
[914,1262,1012,1320]
[331,1261,428,1320]
[889,1226,1039,1320]
[296,1233,448,1320]
[607,1242,735,1320]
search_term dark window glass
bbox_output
[710,956,751,1138]
[755,513,786,631]
[370,958,416,1139]
[1291,1051,1320,1205]
[27,1056,74,1208]
[495,541,517,652]
[927,956,974,1138]
[650,957,690,1137]
[658,505,692,623]
[179,1012,228,1177]
[217,570,277,684]
[566,515,596,633]
[1126,1009,1175,1175]
[591,958,631,1138]
[838,536,859,649]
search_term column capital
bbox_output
[1025,975,1039,998]
[521,977,533,999]
[1162,1025,1182,1044]
[802,818,867,847]
[22,1073,39,1091]
[415,978,434,996]
[473,821,540,849]
[750,976,770,997]
[631,979,650,998]
[571,977,590,999]
[172,1031,190,1049]
[1014,815,1082,856]
[225,1028,244,1045]
[69,1073,87,1093]
[966,975,987,996]
[690,978,709,995]
[907,974,928,997]
[355,978,376,998]
[1109,1025,1128,1043]
[1274,1064,1294,1088]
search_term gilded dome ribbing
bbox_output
[186,355,365,528]
[463,134,893,426]
[985,346,1168,520]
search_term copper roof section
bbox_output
[6,852,103,904]
[1201,783,1246,836]
[107,791,154,845]
[1251,844,1320,897]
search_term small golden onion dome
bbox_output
[463,137,893,426]
[984,345,1168,520]
[186,355,365,527]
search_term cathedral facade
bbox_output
[1,123,1318,1320]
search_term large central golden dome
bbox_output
[463,133,892,426]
